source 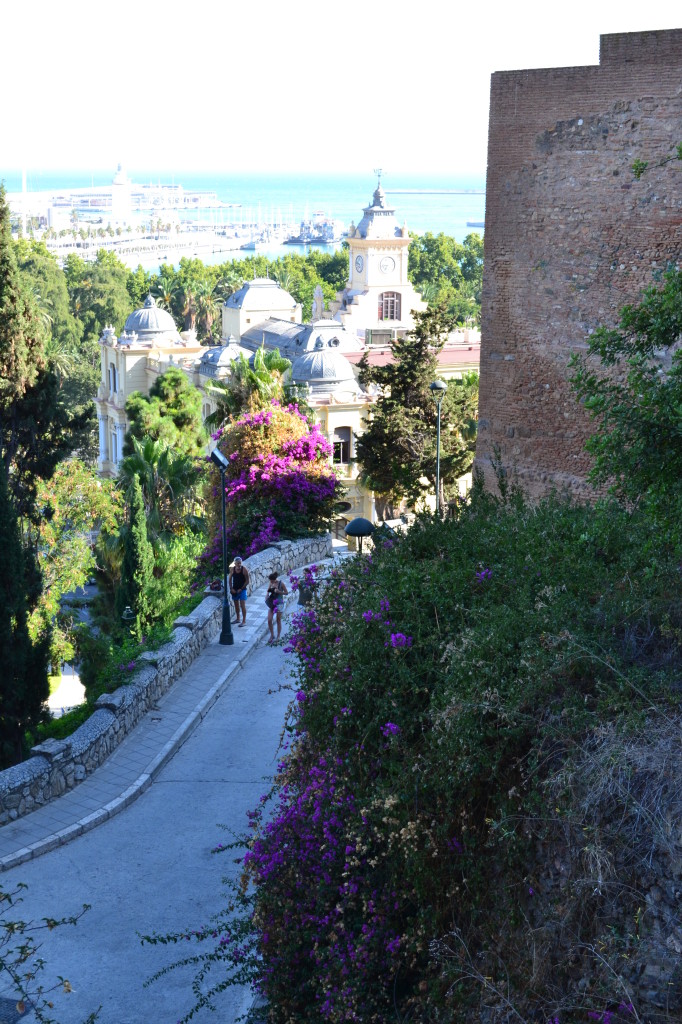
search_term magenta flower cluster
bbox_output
[242,747,404,1020]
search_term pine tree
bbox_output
[0,468,49,768]
[115,475,155,636]
[124,367,206,459]
[355,307,479,515]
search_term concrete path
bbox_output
[0,583,290,872]
[0,627,292,1024]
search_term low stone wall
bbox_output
[0,535,332,825]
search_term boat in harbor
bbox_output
[284,214,346,245]
[240,236,269,250]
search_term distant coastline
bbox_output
[3,170,486,245]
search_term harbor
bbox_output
[5,167,486,270]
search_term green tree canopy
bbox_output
[0,187,46,406]
[570,267,682,522]
[408,231,483,324]
[64,249,131,345]
[356,307,479,515]
[0,189,92,520]
[0,467,48,767]
[124,367,206,458]
[14,239,83,352]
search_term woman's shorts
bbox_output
[233,588,248,601]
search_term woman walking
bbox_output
[266,572,288,643]
[229,556,250,627]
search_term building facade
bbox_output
[95,184,480,520]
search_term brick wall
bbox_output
[475,28,682,497]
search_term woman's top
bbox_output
[231,567,247,591]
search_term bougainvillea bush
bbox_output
[196,402,339,583]
[152,478,682,1024]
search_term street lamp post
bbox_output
[429,380,447,515]
[344,516,375,554]
[210,447,234,646]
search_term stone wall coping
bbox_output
[0,536,333,823]
[0,756,50,796]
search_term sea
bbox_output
[2,169,486,271]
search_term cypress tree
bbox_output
[0,186,45,406]
[0,186,93,521]
[116,475,154,636]
[0,468,49,767]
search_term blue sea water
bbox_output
[2,169,486,243]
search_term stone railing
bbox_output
[0,535,332,825]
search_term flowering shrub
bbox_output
[200,402,340,569]
[150,484,682,1023]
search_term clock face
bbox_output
[354,255,364,273]
[379,256,395,274]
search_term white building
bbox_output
[95,183,479,521]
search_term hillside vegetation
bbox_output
[150,481,682,1024]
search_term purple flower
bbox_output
[381,722,401,737]
[475,567,493,582]
[388,632,412,648]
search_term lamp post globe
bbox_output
[429,380,447,514]
[210,447,234,646]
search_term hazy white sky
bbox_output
[2,0,680,178]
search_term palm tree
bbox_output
[173,280,197,332]
[271,265,294,293]
[155,280,175,312]
[44,335,77,384]
[117,436,203,545]
[217,267,244,300]
[195,281,222,342]
[419,281,439,305]
[204,347,291,429]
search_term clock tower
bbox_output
[330,175,427,339]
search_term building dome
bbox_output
[123,295,180,341]
[225,277,297,312]
[290,348,360,398]
[291,318,364,354]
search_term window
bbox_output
[378,292,401,321]
[109,362,118,392]
[333,426,351,465]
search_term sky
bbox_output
[1,0,681,179]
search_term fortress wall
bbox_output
[475,29,682,497]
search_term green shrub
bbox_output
[164,483,682,1023]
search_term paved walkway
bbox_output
[0,571,312,873]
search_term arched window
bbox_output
[109,362,118,393]
[378,292,401,321]
[111,430,118,464]
[333,426,351,465]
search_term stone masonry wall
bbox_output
[0,535,332,824]
[475,29,682,498]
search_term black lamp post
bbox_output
[210,447,234,646]
[344,516,375,554]
[429,379,447,514]
[121,605,135,632]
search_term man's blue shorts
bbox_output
[233,588,248,601]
